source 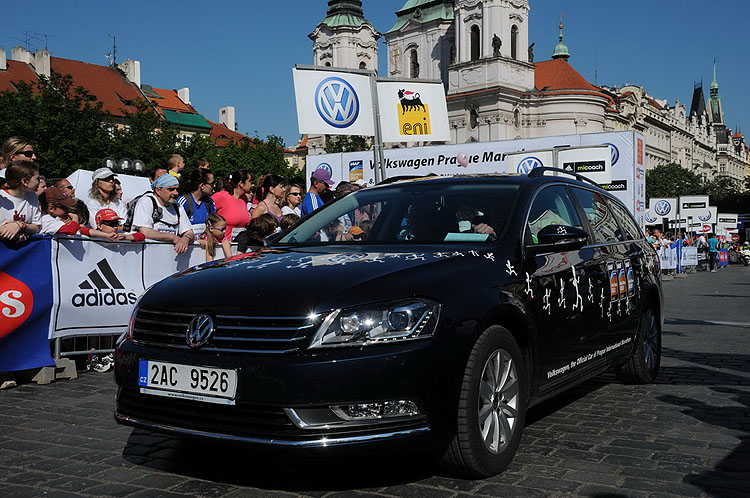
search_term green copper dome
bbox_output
[317,0,374,28]
[551,15,571,61]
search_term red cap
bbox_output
[95,208,122,225]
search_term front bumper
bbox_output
[114,336,464,448]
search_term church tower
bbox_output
[707,59,728,143]
[309,0,381,71]
[384,0,455,87]
[449,0,535,93]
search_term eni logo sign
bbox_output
[315,77,359,129]
[397,89,431,136]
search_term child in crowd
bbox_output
[236,213,276,254]
[39,187,117,240]
[0,160,42,242]
[199,213,232,262]
[280,213,300,232]
[95,209,145,242]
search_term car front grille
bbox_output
[132,308,318,354]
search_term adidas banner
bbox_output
[51,238,207,339]
[0,238,56,372]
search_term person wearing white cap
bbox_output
[131,173,194,254]
[85,167,127,227]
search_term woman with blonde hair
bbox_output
[1,136,37,176]
[281,183,303,217]
[85,167,126,227]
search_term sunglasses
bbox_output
[16,150,35,158]
[208,225,226,232]
[288,192,302,196]
[100,220,120,227]
[61,185,74,190]
[100,177,116,182]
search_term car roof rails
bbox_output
[377,173,440,185]
[527,167,602,189]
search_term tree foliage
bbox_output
[645,163,704,200]
[0,72,301,183]
[324,135,369,153]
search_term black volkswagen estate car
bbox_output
[114,169,662,477]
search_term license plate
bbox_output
[138,360,237,405]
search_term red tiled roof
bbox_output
[648,98,663,110]
[534,59,614,109]
[50,57,144,117]
[150,87,197,113]
[0,60,39,93]
[733,131,742,138]
[207,119,254,147]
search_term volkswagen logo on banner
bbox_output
[698,212,712,222]
[186,314,215,349]
[603,143,619,166]
[654,200,671,217]
[645,211,657,224]
[517,156,543,174]
[316,163,333,176]
[315,77,360,129]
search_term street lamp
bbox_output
[102,157,146,176]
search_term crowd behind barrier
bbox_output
[0,235,230,373]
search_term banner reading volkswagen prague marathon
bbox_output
[376,81,450,143]
[293,68,375,136]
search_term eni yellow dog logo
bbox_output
[398,89,431,136]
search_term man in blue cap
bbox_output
[132,174,194,254]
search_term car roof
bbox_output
[374,172,607,193]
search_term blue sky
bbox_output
[2,1,747,148]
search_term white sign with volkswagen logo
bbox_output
[648,198,677,220]
[293,68,375,136]
[507,151,553,174]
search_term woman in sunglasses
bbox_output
[0,136,37,178]
[85,167,126,227]
[281,183,303,217]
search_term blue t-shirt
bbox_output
[300,192,323,217]
[707,237,719,252]
[176,194,215,225]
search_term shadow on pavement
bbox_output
[656,350,750,497]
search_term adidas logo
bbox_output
[72,259,138,308]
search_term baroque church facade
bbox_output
[306,0,749,183]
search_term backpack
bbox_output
[181,193,214,221]
[122,192,181,232]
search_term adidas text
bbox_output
[72,288,137,308]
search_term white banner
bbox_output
[50,238,214,338]
[659,247,677,270]
[376,81,450,143]
[678,195,710,219]
[648,198,678,221]
[293,68,375,136]
[681,247,698,267]
[308,131,646,227]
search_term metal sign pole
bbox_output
[369,74,385,184]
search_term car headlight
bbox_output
[309,299,441,349]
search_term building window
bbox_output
[359,61,367,69]
[469,109,479,130]
[513,109,521,128]
[470,25,480,61]
[410,50,419,78]
[511,25,518,60]
[325,62,331,67]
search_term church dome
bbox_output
[552,41,570,60]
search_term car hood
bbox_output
[139,246,502,315]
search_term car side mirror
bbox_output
[529,225,589,253]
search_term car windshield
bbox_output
[277,182,519,246]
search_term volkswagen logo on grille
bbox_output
[654,200,671,216]
[315,77,360,128]
[186,314,215,348]
[517,156,543,174]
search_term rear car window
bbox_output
[570,188,624,244]
[526,185,582,244]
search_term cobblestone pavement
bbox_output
[1,266,749,498]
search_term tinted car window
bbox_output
[278,183,519,245]
[526,185,582,244]
[571,188,624,244]
[608,201,643,241]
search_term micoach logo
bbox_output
[397,89,431,136]
[72,259,137,308]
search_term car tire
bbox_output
[442,326,527,478]
[615,307,661,384]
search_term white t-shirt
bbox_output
[132,193,192,236]
[85,197,127,228]
[40,214,65,234]
[0,189,42,227]
[281,205,301,217]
